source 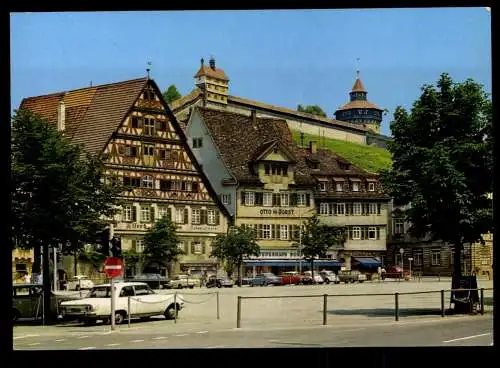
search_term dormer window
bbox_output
[335,181,344,192]
[368,182,375,192]
[352,182,360,192]
[318,182,327,192]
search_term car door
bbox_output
[133,284,157,314]
[118,285,139,316]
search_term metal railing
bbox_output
[235,288,493,328]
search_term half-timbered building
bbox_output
[20,77,231,277]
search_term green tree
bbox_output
[380,73,493,295]
[300,214,347,281]
[162,84,182,104]
[143,217,184,277]
[11,109,124,321]
[210,226,260,286]
[297,104,327,117]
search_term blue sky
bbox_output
[10,8,491,136]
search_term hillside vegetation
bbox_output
[291,130,392,173]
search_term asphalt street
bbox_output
[13,314,493,349]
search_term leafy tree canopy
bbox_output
[162,84,182,104]
[379,73,493,286]
[297,104,327,117]
[143,217,184,266]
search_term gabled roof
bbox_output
[196,107,314,185]
[251,140,297,163]
[194,65,229,81]
[170,88,203,111]
[20,77,149,155]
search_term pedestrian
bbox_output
[23,273,30,284]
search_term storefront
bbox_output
[179,260,219,277]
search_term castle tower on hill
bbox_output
[335,71,384,134]
[194,56,229,107]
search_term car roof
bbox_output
[93,282,149,287]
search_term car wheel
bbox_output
[359,280,364,283]
[75,285,81,291]
[113,312,126,325]
[12,308,20,322]
[250,283,254,287]
[164,305,179,320]
[189,285,194,289]
[324,279,330,284]
[217,283,222,288]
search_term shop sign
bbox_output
[259,208,295,216]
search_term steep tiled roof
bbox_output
[337,99,383,111]
[300,148,375,178]
[170,88,202,111]
[20,78,148,155]
[194,65,229,81]
[351,78,367,92]
[197,107,314,185]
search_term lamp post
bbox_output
[408,257,413,280]
[399,248,404,279]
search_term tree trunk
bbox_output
[311,259,315,283]
[32,245,41,274]
[74,252,78,277]
[237,259,243,287]
[452,243,463,290]
[42,243,54,324]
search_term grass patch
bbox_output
[292,130,392,173]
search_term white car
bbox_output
[59,282,184,325]
[319,270,340,284]
[66,275,94,291]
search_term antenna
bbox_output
[356,58,360,77]
[147,60,152,79]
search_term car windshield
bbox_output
[88,286,111,298]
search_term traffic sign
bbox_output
[104,257,123,278]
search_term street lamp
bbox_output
[408,257,413,280]
[399,248,404,279]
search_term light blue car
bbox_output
[250,273,281,286]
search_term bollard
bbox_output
[128,296,131,327]
[440,290,445,317]
[323,294,328,326]
[237,296,242,328]
[480,288,484,315]
[216,291,220,320]
[395,293,399,321]
[174,292,177,324]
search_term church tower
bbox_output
[194,56,229,107]
[335,71,383,134]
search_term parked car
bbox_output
[338,269,367,283]
[250,273,282,286]
[381,266,410,280]
[279,271,302,285]
[65,275,94,291]
[301,271,324,284]
[165,274,199,289]
[13,283,82,322]
[131,273,169,289]
[59,282,184,325]
[319,270,340,284]
[234,277,253,286]
[205,275,234,288]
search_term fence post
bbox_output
[237,296,241,328]
[323,294,328,326]
[174,292,177,324]
[128,296,131,327]
[440,290,445,317]
[216,291,220,320]
[480,288,484,315]
[395,293,399,321]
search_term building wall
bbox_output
[12,248,34,283]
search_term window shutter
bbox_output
[348,227,352,240]
[138,118,143,128]
[168,207,173,220]
[293,225,300,240]
[215,211,220,225]
[333,203,337,215]
[306,193,311,206]
[376,227,380,240]
[201,209,207,224]
[132,206,137,221]
[155,120,162,130]
[345,203,350,216]
[183,208,189,224]
[150,207,155,222]
[255,192,263,206]
[241,191,245,205]
[291,193,297,205]
[377,203,381,215]
[192,182,198,192]
[132,240,136,251]
[271,224,276,240]
[202,243,206,254]
[258,224,263,239]
[191,243,195,254]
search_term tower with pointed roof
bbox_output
[335,71,383,134]
[194,56,229,107]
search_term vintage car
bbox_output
[279,271,302,285]
[381,266,411,280]
[13,283,82,322]
[59,282,184,325]
[319,270,341,284]
[338,269,367,283]
[130,273,170,289]
[301,271,324,284]
[165,274,199,289]
[205,275,234,288]
[65,275,94,291]
[250,273,282,286]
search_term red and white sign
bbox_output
[104,257,123,278]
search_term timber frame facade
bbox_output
[20,77,231,278]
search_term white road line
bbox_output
[13,334,40,340]
[55,339,66,342]
[78,335,89,339]
[105,343,120,347]
[174,334,187,337]
[196,331,209,334]
[205,345,225,348]
[152,337,167,340]
[443,333,492,343]
[131,339,144,343]
[78,347,96,350]
[27,343,40,346]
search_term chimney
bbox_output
[209,56,216,70]
[57,99,66,131]
[251,110,256,124]
[309,140,317,154]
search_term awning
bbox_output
[352,257,381,268]
[243,260,343,268]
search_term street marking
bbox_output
[174,334,187,337]
[443,333,492,343]
[152,337,167,340]
[13,334,40,340]
[196,331,209,334]
[105,343,120,347]
[27,343,40,346]
[205,345,226,348]
[131,339,144,343]
[78,335,89,339]
[78,347,96,350]
[55,339,66,342]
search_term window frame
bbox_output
[263,192,273,207]
[352,182,360,192]
[431,249,441,266]
[191,208,201,224]
[297,193,306,206]
[123,205,133,221]
[141,175,154,189]
[279,224,289,240]
[335,182,344,192]
[336,203,345,215]
[262,224,272,239]
[352,226,361,240]
[280,193,290,207]
[368,182,375,192]
[368,226,377,240]
[245,192,255,206]
[352,202,362,215]
[140,206,151,222]
[207,209,217,225]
